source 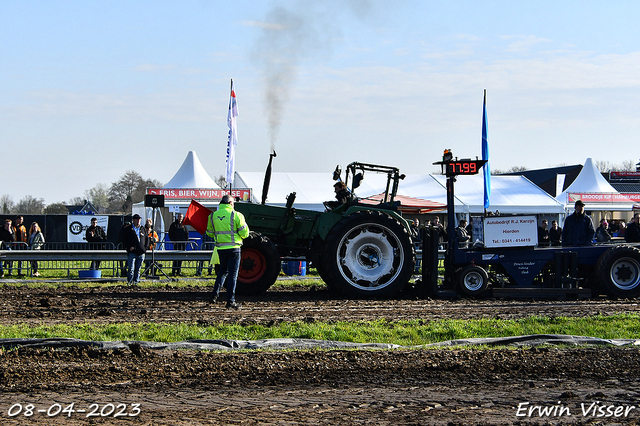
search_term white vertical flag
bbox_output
[225,79,238,185]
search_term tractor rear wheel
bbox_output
[321,211,415,297]
[237,232,281,295]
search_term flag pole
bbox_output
[229,78,233,193]
[225,78,238,196]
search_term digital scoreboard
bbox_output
[433,150,487,177]
[444,160,487,176]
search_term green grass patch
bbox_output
[2,314,639,346]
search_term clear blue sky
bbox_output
[2,0,640,204]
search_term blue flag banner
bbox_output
[482,89,490,209]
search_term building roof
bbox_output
[501,164,582,197]
[611,183,640,193]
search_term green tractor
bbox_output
[234,162,416,297]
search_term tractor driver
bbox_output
[324,181,351,210]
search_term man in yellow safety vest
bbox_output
[206,195,249,309]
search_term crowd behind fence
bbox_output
[0,240,206,278]
[1,241,439,279]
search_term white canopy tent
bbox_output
[162,151,221,189]
[233,172,336,211]
[431,174,566,215]
[133,151,222,241]
[556,158,635,212]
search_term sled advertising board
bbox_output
[483,216,537,248]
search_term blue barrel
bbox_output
[282,261,307,276]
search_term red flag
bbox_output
[182,199,213,235]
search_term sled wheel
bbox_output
[237,232,281,295]
[321,211,415,297]
[457,264,489,298]
[596,245,640,298]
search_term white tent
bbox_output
[234,171,565,215]
[234,172,336,211]
[163,151,221,189]
[133,151,222,239]
[556,158,634,211]
[431,174,565,215]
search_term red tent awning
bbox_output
[358,194,446,214]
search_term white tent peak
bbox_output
[163,151,220,189]
[556,158,619,202]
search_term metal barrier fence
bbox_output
[0,244,211,279]
[0,242,444,279]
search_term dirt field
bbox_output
[1,281,640,425]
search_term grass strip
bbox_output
[0,314,639,346]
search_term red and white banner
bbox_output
[147,188,251,201]
[567,193,634,203]
[610,171,640,178]
[620,193,640,203]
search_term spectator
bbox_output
[618,220,627,238]
[538,219,550,246]
[549,220,562,246]
[456,219,470,248]
[85,217,107,270]
[466,219,473,241]
[562,200,595,246]
[595,218,612,243]
[13,215,27,277]
[610,219,620,235]
[122,214,149,285]
[27,222,45,277]
[410,219,421,242]
[625,214,640,243]
[0,219,15,277]
[206,195,250,309]
[431,216,446,249]
[169,213,189,276]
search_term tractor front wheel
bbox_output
[237,232,281,295]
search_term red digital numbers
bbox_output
[447,161,478,175]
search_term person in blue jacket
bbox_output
[562,200,595,246]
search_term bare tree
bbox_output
[215,175,227,188]
[621,160,637,171]
[44,202,70,214]
[491,166,528,175]
[67,197,84,206]
[610,160,637,172]
[15,196,45,214]
[84,183,110,209]
[507,166,528,173]
[0,195,14,214]
[596,160,611,173]
[108,171,163,213]
[132,178,163,205]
